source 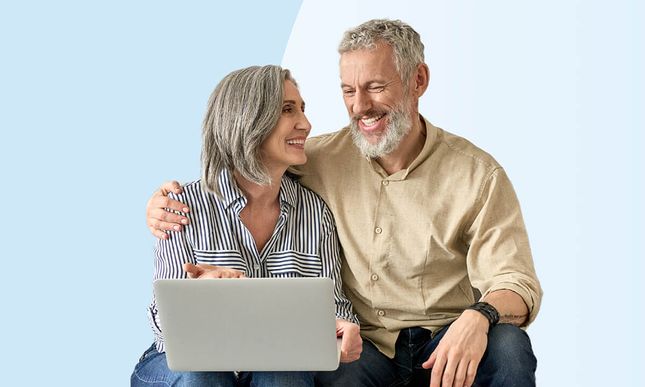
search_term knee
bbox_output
[483,324,537,377]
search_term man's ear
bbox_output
[413,63,430,98]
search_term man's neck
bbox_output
[376,115,427,175]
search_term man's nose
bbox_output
[352,89,372,116]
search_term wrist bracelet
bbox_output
[466,301,500,327]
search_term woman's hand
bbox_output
[336,319,362,363]
[183,263,246,279]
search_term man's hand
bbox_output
[336,319,362,363]
[146,181,191,239]
[183,263,246,279]
[422,310,488,387]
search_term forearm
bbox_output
[481,289,529,326]
[319,210,359,324]
[327,260,359,324]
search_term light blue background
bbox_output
[0,1,642,386]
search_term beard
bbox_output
[349,102,413,159]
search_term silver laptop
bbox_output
[153,277,341,371]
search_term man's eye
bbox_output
[369,86,385,93]
[282,106,294,113]
[343,89,355,96]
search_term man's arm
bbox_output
[146,181,191,239]
[483,289,529,325]
[422,168,541,387]
[465,168,542,325]
[420,289,527,387]
[148,194,196,346]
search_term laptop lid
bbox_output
[153,277,340,371]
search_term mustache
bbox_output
[350,109,388,122]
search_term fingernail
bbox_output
[183,207,189,212]
[181,218,188,225]
[173,225,180,231]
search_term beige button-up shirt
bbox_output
[296,117,542,358]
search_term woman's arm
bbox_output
[319,205,362,362]
[319,206,358,325]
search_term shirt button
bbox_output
[382,180,389,186]
[377,310,385,316]
[375,227,382,234]
[371,273,379,281]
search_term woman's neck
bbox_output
[233,169,285,253]
[233,169,283,207]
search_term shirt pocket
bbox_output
[265,251,322,278]
[193,249,247,273]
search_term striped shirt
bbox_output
[148,170,358,352]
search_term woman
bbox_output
[131,65,361,387]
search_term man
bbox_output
[146,19,542,387]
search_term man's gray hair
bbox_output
[338,19,425,84]
[201,65,296,196]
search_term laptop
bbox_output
[153,277,341,371]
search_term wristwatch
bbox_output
[466,301,500,327]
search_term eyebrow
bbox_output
[283,100,305,107]
[340,79,398,88]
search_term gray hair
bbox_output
[201,65,296,196]
[338,19,425,84]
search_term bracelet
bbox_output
[465,301,499,327]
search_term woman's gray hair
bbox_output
[338,19,425,85]
[201,65,296,196]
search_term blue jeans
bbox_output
[131,344,315,387]
[315,324,536,387]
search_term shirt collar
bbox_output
[218,169,244,209]
[278,174,299,209]
[403,115,438,175]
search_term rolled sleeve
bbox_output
[464,168,543,325]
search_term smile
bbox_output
[358,113,387,132]
[360,113,386,127]
[286,138,306,145]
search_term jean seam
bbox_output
[131,369,173,386]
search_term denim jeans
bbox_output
[315,324,536,387]
[131,343,315,387]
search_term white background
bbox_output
[283,1,644,385]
